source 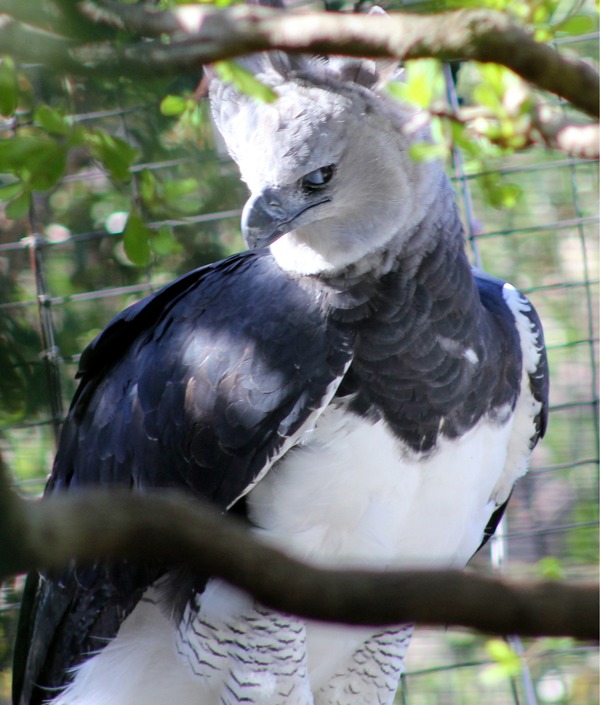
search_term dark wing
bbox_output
[14,249,353,705]
[474,269,549,551]
[53,249,353,502]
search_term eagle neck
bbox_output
[317,198,469,321]
[312,206,495,454]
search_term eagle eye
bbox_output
[302,165,335,191]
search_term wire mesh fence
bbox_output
[0,24,598,705]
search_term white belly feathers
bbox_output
[248,403,514,571]
[51,403,523,705]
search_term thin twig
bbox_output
[533,105,600,159]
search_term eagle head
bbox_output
[210,53,445,276]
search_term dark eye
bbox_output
[302,165,335,191]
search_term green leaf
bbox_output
[139,169,157,205]
[214,61,277,103]
[481,63,506,92]
[486,639,517,662]
[388,59,444,109]
[479,173,523,209]
[473,83,502,111]
[0,136,67,190]
[0,181,24,202]
[34,105,71,136]
[557,14,596,36]
[409,142,448,162]
[0,136,48,171]
[68,124,88,148]
[25,143,67,190]
[0,57,19,117]
[85,130,138,181]
[160,95,189,116]
[538,637,575,653]
[6,190,31,219]
[123,211,152,266]
[495,182,522,208]
[164,178,198,201]
[536,556,566,580]
[480,639,522,684]
[152,224,182,256]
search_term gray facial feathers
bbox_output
[209,54,446,275]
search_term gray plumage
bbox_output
[13,48,548,705]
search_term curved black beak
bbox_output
[241,187,330,250]
[241,188,289,250]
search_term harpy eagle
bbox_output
[13,48,548,705]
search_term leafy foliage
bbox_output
[482,639,522,683]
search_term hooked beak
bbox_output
[241,187,329,250]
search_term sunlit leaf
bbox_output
[409,142,448,162]
[477,171,524,209]
[557,14,596,36]
[214,61,277,103]
[123,211,152,266]
[487,639,514,661]
[536,556,566,580]
[473,84,501,111]
[388,59,444,109]
[495,182,522,208]
[534,26,554,41]
[480,639,522,684]
[160,95,189,116]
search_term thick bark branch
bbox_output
[77,2,599,118]
[0,454,597,641]
[2,2,597,118]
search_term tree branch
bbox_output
[429,103,600,159]
[2,2,597,119]
[0,15,82,72]
[0,0,66,34]
[77,2,599,118]
[1,456,597,641]
[533,106,600,159]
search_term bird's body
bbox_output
[14,48,548,705]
